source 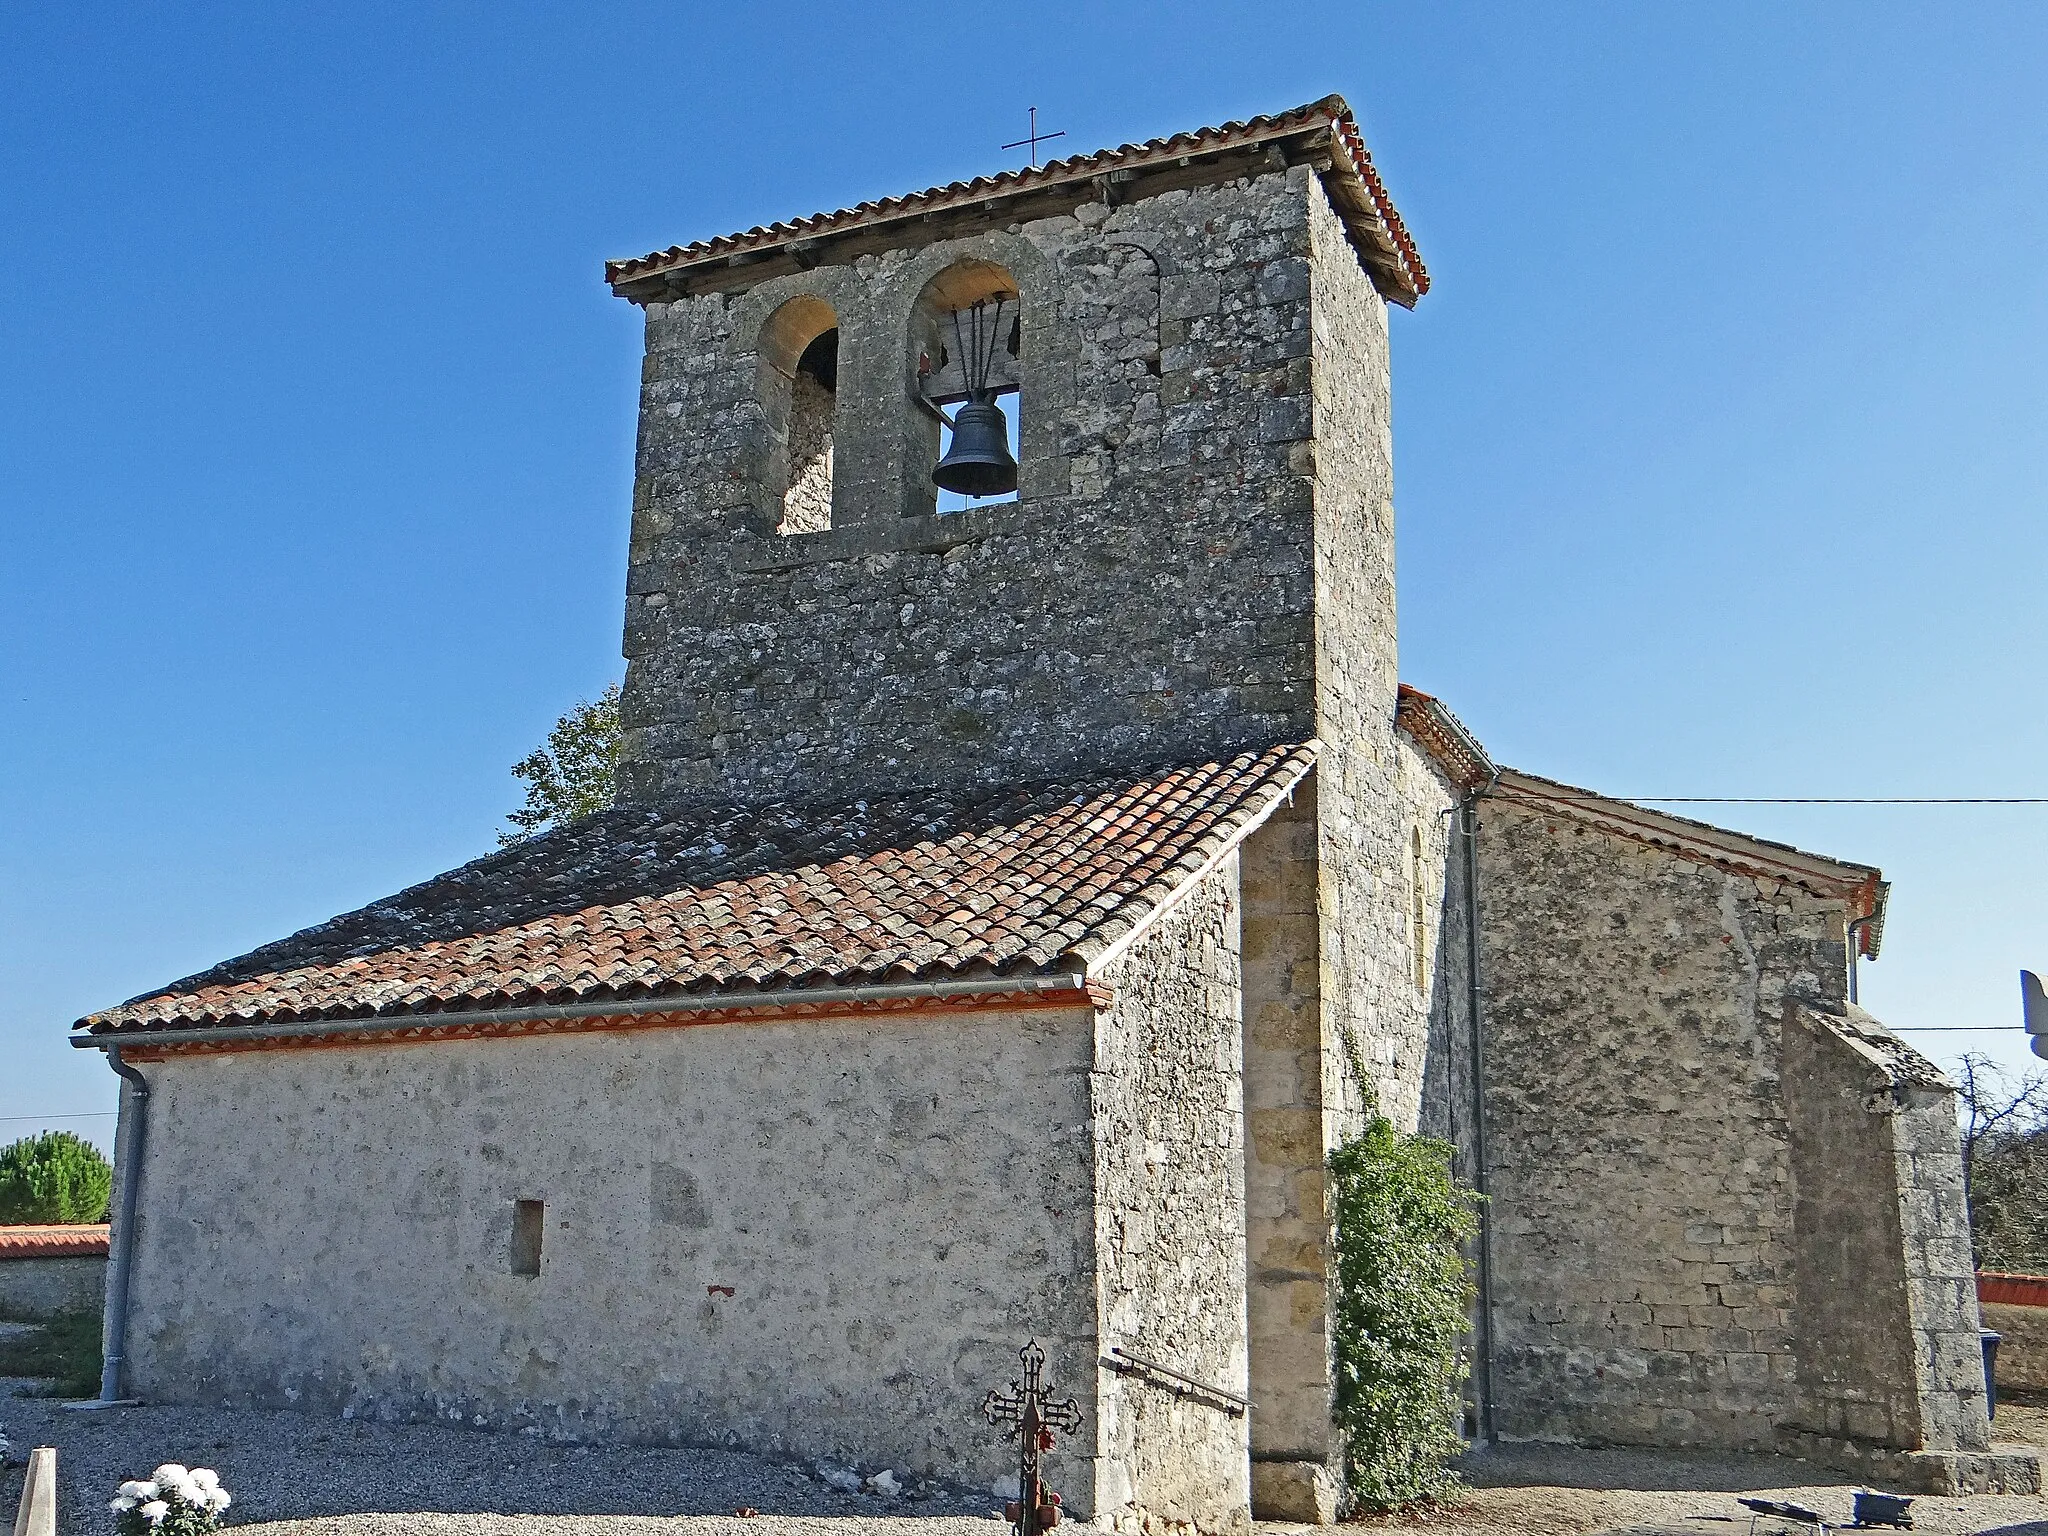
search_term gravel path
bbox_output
[0,1376,1002,1536]
[1338,1443,2048,1536]
[5,1372,2047,1536]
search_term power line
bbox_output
[0,1112,116,1123]
[1622,797,2048,805]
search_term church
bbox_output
[73,96,2032,1526]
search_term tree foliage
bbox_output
[0,1130,114,1224]
[1958,1053,2048,1272]
[1328,1101,1483,1511]
[499,684,622,847]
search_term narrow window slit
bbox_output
[511,1198,545,1276]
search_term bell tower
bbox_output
[604,96,1426,810]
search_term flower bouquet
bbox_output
[110,1465,232,1534]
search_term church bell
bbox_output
[932,296,1020,498]
[933,399,1018,497]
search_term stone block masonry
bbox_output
[618,166,1360,811]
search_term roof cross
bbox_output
[1001,107,1066,168]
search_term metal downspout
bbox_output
[1461,778,1498,1444]
[84,1045,148,1407]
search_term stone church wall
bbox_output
[115,1008,1101,1485]
[1781,1004,1992,1475]
[1092,857,1251,1534]
[618,165,1339,808]
[1473,797,1844,1449]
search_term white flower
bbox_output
[120,1482,156,1501]
[151,1466,189,1486]
[206,1491,232,1513]
[109,1499,136,1514]
[139,1500,169,1525]
[188,1469,219,1492]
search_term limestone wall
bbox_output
[1473,795,1843,1449]
[118,1008,1098,1488]
[619,165,1345,808]
[1093,858,1251,1535]
[0,1253,105,1318]
[1983,1300,2048,1392]
[1301,179,1434,1146]
[1782,1006,1989,1456]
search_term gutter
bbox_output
[1460,770,1500,1446]
[71,971,1093,1053]
[68,1045,147,1409]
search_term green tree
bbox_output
[0,1131,114,1224]
[499,684,622,847]
[1328,1097,1483,1511]
[1959,1053,2048,1272]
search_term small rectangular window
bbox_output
[510,1199,545,1276]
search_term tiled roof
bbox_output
[79,744,1317,1037]
[1395,683,1888,957]
[606,96,1428,308]
[1396,684,1495,792]
[1493,768,1889,957]
[0,1224,109,1260]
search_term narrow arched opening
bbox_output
[758,296,839,534]
[911,261,1022,516]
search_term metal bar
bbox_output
[1104,1346,1249,1414]
[71,972,1092,1052]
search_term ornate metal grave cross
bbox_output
[982,1340,1082,1536]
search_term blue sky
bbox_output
[5,3,2045,1150]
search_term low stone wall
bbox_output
[1981,1273,2048,1394]
[0,1226,109,1318]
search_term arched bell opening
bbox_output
[758,295,840,535]
[911,261,1022,515]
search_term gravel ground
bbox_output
[1337,1442,2048,1536]
[0,1376,1003,1536]
[5,1369,2046,1536]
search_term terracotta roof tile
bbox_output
[605,96,1427,308]
[79,744,1317,1036]
[0,1224,109,1259]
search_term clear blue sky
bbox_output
[5,3,2045,1150]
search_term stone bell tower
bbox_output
[603,96,1427,816]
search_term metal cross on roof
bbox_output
[982,1340,1082,1536]
[1001,107,1066,168]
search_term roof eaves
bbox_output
[1395,684,1496,793]
[606,96,1426,308]
[1491,768,1889,948]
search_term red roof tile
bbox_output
[0,1224,109,1259]
[1980,1271,2048,1309]
[79,745,1317,1036]
[606,96,1428,308]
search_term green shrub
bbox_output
[0,1130,114,1224]
[1328,1103,1482,1511]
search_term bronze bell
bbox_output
[933,399,1019,498]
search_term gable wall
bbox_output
[619,166,1342,806]
[1474,796,1850,1449]
[115,1009,1098,1486]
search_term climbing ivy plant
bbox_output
[1327,1098,1482,1511]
